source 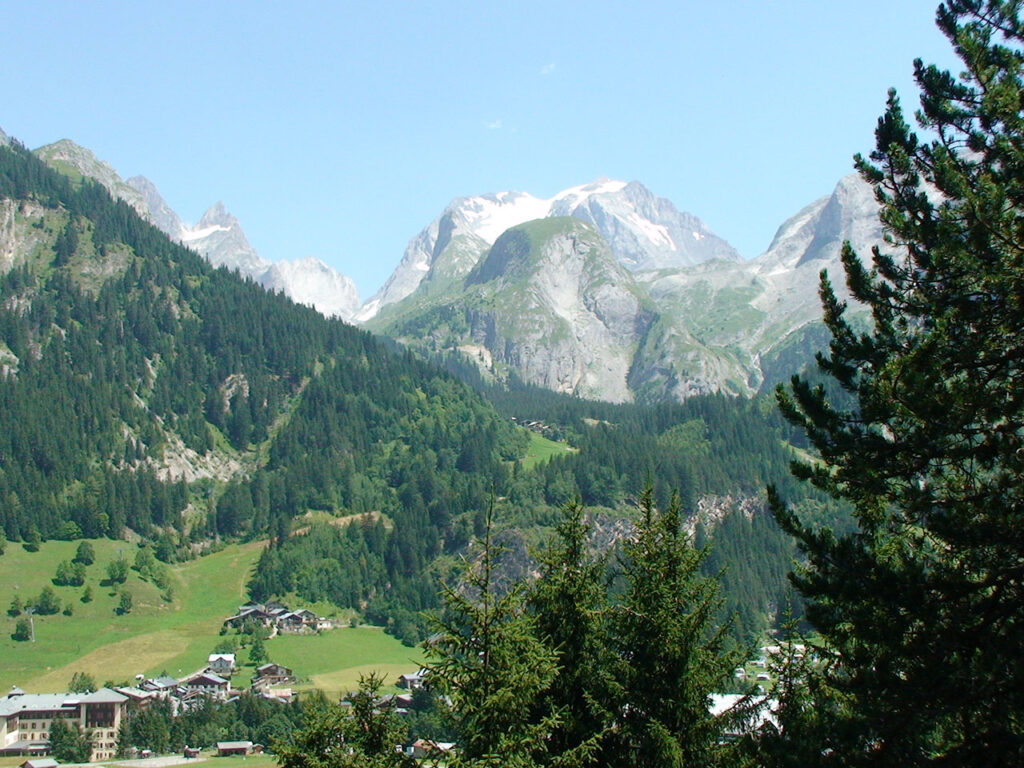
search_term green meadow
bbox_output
[269,625,426,698]
[521,430,574,470]
[0,539,421,696]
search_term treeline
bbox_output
[0,137,525,633]
[0,135,822,644]
[118,693,306,754]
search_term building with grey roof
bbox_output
[0,687,127,762]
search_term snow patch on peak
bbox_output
[551,178,628,209]
[459,191,550,244]
[180,224,231,242]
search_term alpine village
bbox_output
[1,3,1022,767]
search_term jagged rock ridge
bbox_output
[31,139,361,321]
[372,174,883,402]
[357,178,740,321]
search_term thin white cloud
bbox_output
[483,119,503,130]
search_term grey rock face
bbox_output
[551,180,742,271]
[359,179,740,321]
[33,138,362,321]
[126,176,185,239]
[373,174,885,402]
[384,218,654,403]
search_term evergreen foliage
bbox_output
[68,671,98,692]
[526,499,613,765]
[769,2,1024,764]
[604,489,747,767]
[427,504,561,767]
[48,719,91,763]
[12,617,31,641]
[427,494,751,767]
[273,676,414,768]
[118,691,304,754]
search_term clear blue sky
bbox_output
[2,1,955,300]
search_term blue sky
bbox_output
[3,1,955,300]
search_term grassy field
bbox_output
[521,430,575,470]
[0,538,424,698]
[0,538,263,692]
[268,625,425,698]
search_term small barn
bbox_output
[217,741,253,756]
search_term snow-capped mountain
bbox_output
[357,178,740,321]
[262,257,360,320]
[30,140,361,321]
[23,132,887,402]
[371,174,884,402]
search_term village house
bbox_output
[19,758,58,768]
[397,669,427,690]
[223,602,319,633]
[207,654,235,676]
[410,739,455,759]
[0,687,128,762]
[217,741,258,756]
[251,663,293,688]
[138,676,179,698]
[180,672,230,702]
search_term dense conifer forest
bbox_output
[0,135,821,646]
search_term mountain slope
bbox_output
[377,217,655,403]
[358,179,740,321]
[373,174,881,401]
[31,140,361,320]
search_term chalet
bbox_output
[397,669,427,690]
[223,605,275,629]
[113,686,157,708]
[183,747,201,758]
[709,693,779,738]
[181,672,230,702]
[258,688,293,702]
[207,654,235,676]
[0,687,127,762]
[19,759,58,768]
[252,663,293,686]
[410,740,455,759]
[275,612,307,630]
[139,677,179,698]
[224,602,320,632]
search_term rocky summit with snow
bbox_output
[25,134,885,402]
[31,139,360,321]
[357,178,740,322]
[364,174,881,402]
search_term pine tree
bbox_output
[607,488,745,768]
[48,719,91,763]
[526,499,613,766]
[426,504,560,767]
[273,675,413,768]
[770,2,1024,764]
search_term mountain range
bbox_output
[363,174,881,402]
[0,134,809,645]
[25,135,884,403]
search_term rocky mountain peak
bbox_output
[126,175,184,238]
[35,139,150,221]
[360,178,740,321]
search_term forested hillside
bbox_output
[0,135,821,645]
